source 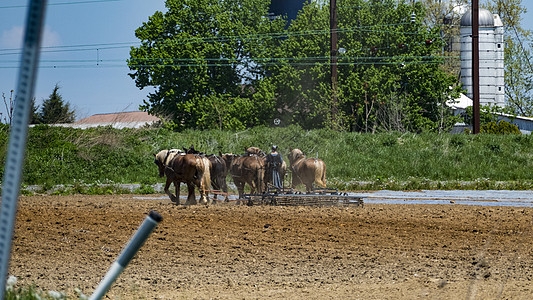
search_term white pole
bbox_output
[89,211,162,300]
[0,1,47,299]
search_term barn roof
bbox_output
[50,111,161,129]
[76,111,160,124]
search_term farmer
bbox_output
[265,145,283,189]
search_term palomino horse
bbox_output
[223,153,265,203]
[287,148,326,192]
[154,149,211,205]
[244,146,266,157]
[183,145,229,202]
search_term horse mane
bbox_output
[154,149,184,167]
[184,145,206,156]
[244,146,266,157]
[289,148,306,163]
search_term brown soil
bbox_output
[8,194,533,299]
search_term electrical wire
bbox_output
[0,54,458,69]
[0,0,122,9]
[0,22,442,56]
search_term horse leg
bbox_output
[291,176,301,190]
[235,180,245,205]
[305,182,313,193]
[249,180,256,195]
[164,177,177,203]
[195,173,209,205]
[211,178,220,201]
[174,180,181,205]
[199,180,209,206]
[185,182,197,205]
[221,177,229,202]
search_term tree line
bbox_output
[128,0,464,132]
[2,84,75,125]
[128,0,533,133]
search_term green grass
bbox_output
[3,275,87,299]
[1,124,532,192]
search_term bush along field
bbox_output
[1,124,533,194]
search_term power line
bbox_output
[0,55,456,69]
[0,21,441,56]
[0,54,456,64]
[0,0,122,9]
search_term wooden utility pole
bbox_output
[330,0,338,128]
[472,0,480,133]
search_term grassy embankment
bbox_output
[0,124,532,194]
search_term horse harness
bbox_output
[162,149,184,173]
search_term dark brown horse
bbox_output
[154,150,211,205]
[224,153,265,203]
[207,153,229,202]
[287,148,326,192]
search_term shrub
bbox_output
[480,120,521,135]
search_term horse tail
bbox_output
[201,157,211,191]
[314,159,327,188]
[257,157,265,193]
[320,160,327,187]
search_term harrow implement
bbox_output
[243,187,364,207]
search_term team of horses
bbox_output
[153,146,326,205]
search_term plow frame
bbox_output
[242,186,364,207]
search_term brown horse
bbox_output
[183,146,229,202]
[154,150,211,205]
[207,153,229,202]
[287,148,326,192]
[224,153,265,203]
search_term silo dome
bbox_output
[460,8,495,27]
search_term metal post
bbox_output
[472,0,480,133]
[89,211,162,300]
[0,1,47,299]
[330,0,338,129]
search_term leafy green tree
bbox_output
[129,0,462,132]
[128,0,285,130]
[420,0,466,75]
[485,0,533,116]
[269,0,462,132]
[38,84,75,124]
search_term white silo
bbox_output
[460,8,505,107]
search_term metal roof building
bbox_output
[52,111,160,129]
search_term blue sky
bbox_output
[0,0,166,121]
[0,0,533,122]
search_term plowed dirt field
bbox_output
[8,194,533,299]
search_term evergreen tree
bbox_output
[39,84,75,124]
[29,98,40,124]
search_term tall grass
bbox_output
[1,124,532,191]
